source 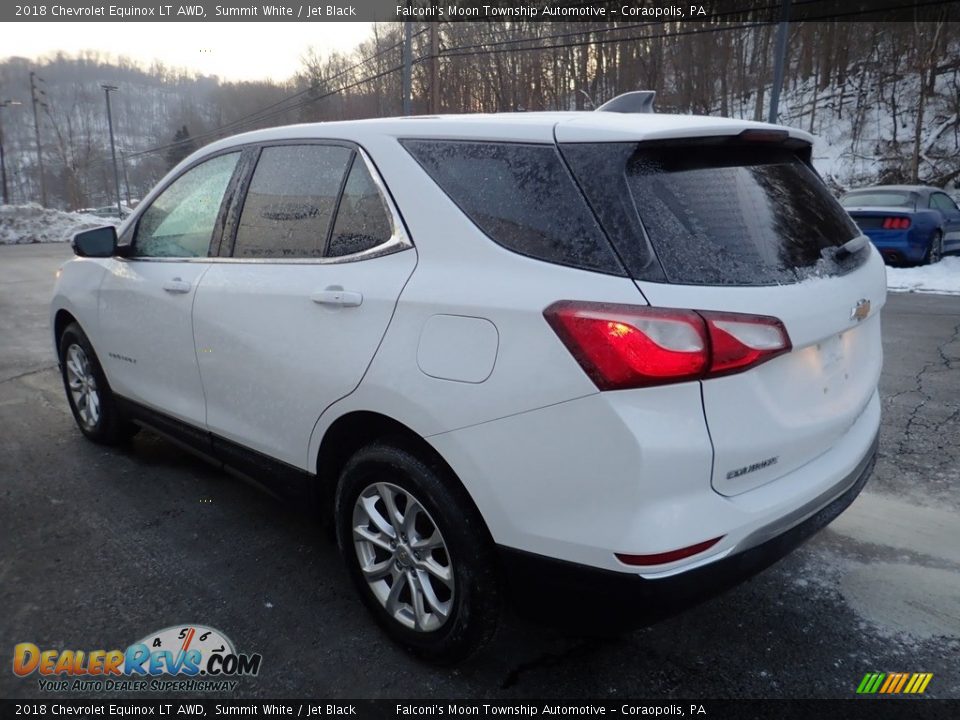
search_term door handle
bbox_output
[162,278,192,294]
[311,288,363,307]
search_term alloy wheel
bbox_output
[64,344,100,430]
[351,481,454,633]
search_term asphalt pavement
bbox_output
[1,243,958,699]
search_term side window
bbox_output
[327,156,394,257]
[401,140,622,275]
[133,152,239,258]
[931,193,959,212]
[233,145,352,258]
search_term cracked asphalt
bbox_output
[1,243,958,699]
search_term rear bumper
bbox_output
[499,430,877,626]
[864,229,929,262]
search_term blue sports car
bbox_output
[840,185,960,265]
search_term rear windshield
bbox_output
[562,143,864,286]
[840,191,915,209]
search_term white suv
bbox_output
[51,103,885,662]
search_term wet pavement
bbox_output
[1,243,957,699]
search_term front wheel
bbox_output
[334,442,501,664]
[58,322,137,445]
[924,231,944,265]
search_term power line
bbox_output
[440,0,955,57]
[439,0,804,53]
[445,0,869,55]
[104,0,953,166]
[119,29,429,162]
[438,0,953,59]
[122,61,407,161]
[440,20,766,58]
[220,30,425,130]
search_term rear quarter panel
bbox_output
[307,135,651,460]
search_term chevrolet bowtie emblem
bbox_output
[851,299,871,322]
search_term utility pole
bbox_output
[0,100,22,205]
[402,15,412,115]
[430,23,440,114]
[119,149,131,205]
[767,0,792,124]
[102,84,123,219]
[29,71,47,206]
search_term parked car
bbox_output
[80,205,133,220]
[51,101,885,662]
[840,185,960,264]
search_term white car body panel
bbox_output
[97,258,211,426]
[305,139,650,465]
[553,112,815,144]
[193,249,417,467]
[50,110,883,582]
[429,387,879,574]
[636,247,887,496]
[50,258,110,350]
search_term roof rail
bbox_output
[596,91,656,114]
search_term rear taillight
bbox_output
[705,312,792,376]
[615,536,724,567]
[882,217,911,229]
[544,301,791,390]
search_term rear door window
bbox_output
[327,156,394,257]
[563,143,863,286]
[233,145,352,259]
[402,140,623,275]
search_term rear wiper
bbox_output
[835,235,867,258]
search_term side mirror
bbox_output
[72,226,117,258]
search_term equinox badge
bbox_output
[851,299,871,322]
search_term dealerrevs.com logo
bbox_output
[13,624,262,693]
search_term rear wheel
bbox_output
[334,442,501,664]
[924,231,944,265]
[58,323,137,445]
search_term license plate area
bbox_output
[819,334,844,374]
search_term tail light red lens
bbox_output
[882,217,911,229]
[705,313,792,376]
[615,536,724,567]
[544,301,791,390]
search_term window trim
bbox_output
[930,192,959,212]
[221,139,412,264]
[120,140,412,265]
[122,147,245,262]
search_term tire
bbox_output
[58,322,138,445]
[924,231,944,265]
[335,441,501,664]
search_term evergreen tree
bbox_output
[166,125,195,169]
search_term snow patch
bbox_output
[886,257,960,295]
[0,204,120,245]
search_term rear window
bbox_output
[402,140,623,275]
[233,144,352,259]
[327,157,394,257]
[841,191,915,209]
[563,143,864,286]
